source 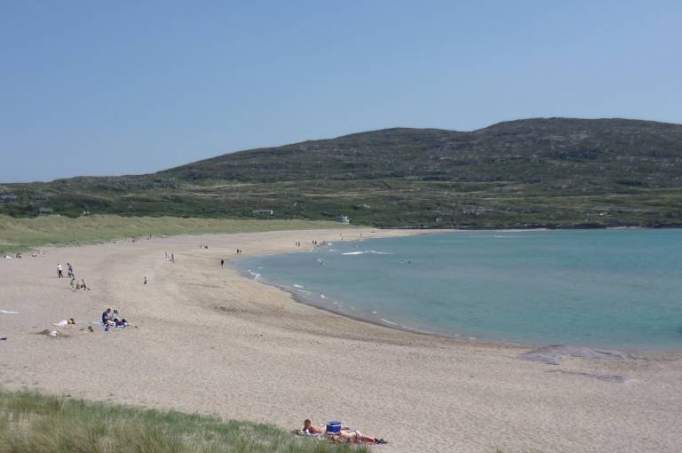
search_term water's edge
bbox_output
[230,230,682,356]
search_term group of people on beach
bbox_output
[55,266,131,332]
[300,419,387,445]
[101,308,128,331]
[57,262,90,291]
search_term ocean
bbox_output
[235,229,682,351]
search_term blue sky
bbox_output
[1,1,681,182]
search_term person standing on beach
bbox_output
[57,264,63,278]
[220,259,224,268]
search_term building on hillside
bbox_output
[336,215,350,224]
[252,209,274,216]
[0,193,17,203]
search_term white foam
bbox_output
[293,284,304,289]
[342,250,392,256]
[380,318,398,326]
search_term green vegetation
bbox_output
[0,388,368,453]
[0,215,352,253]
[3,118,682,228]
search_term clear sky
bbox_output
[1,1,681,182]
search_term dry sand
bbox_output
[1,228,681,453]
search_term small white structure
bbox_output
[336,215,350,224]
[252,209,274,216]
[0,193,17,203]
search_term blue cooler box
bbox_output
[326,421,342,433]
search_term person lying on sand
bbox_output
[328,429,386,445]
[301,420,386,444]
[112,310,128,327]
[302,419,325,435]
[53,318,76,327]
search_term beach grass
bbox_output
[0,214,354,254]
[0,388,369,453]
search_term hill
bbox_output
[3,117,682,228]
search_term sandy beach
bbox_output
[1,228,681,453]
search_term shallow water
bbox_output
[236,230,682,350]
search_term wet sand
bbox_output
[1,228,681,452]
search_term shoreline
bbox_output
[234,262,528,352]
[0,219,667,256]
[230,231,682,356]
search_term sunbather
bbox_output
[301,420,386,444]
[329,428,386,445]
[112,309,128,327]
[302,419,325,435]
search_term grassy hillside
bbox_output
[0,388,367,453]
[3,117,682,228]
[0,215,351,253]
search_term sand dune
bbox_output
[1,228,680,452]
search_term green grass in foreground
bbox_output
[0,215,355,253]
[0,389,369,453]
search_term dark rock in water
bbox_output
[519,344,630,365]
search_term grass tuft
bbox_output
[0,389,369,453]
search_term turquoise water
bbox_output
[236,230,682,350]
